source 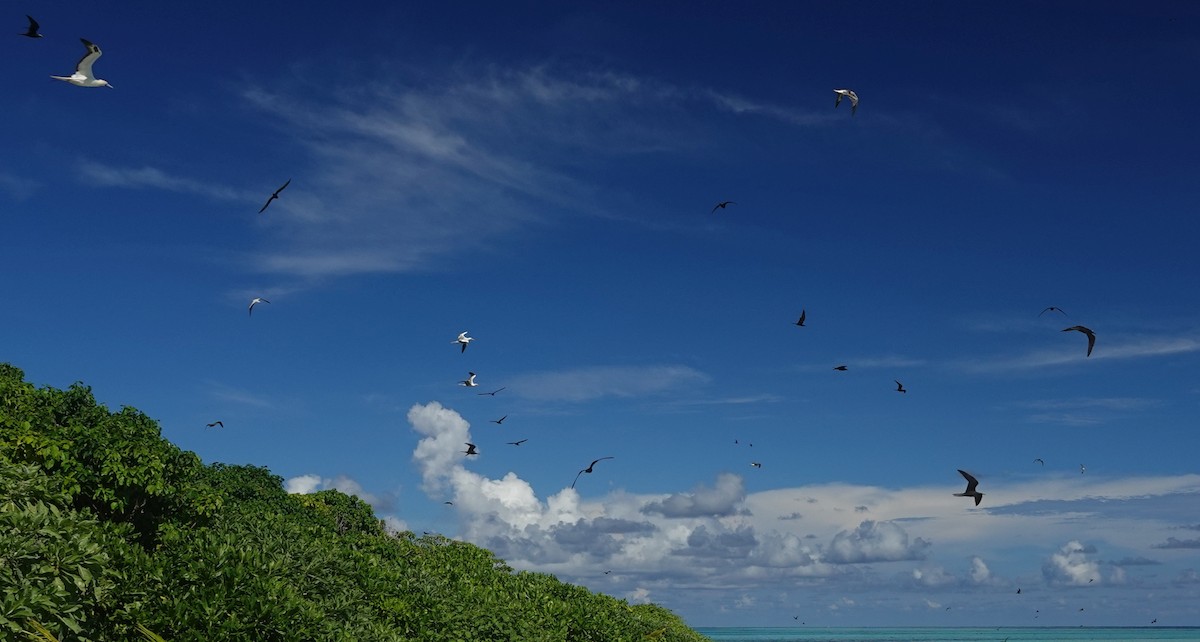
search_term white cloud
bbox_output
[79,161,247,201]
[285,473,323,494]
[826,520,931,564]
[969,556,993,585]
[1043,540,1101,586]
[0,171,38,200]
[642,473,746,518]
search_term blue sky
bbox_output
[3,0,1199,628]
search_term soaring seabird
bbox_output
[463,443,478,456]
[248,297,270,316]
[954,469,984,506]
[206,421,223,429]
[51,39,112,88]
[258,179,291,213]
[711,201,736,213]
[834,89,858,115]
[1039,306,1067,317]
[795,309,806,327]
[571,456,614,488]
[21,15,42,38]
[459,372,478,387]
[895,380,907,393]
[453,331,474,353]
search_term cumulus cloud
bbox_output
[285,473,323,494]
[826,521,930,564]
[911,565,956,588]
[1107,556,1161,566]
[1043,540,1101,585]
[969,556,994,585]
[642,473,746,518]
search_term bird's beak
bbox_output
[106,83,114,88]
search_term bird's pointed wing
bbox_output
[275,178,291,195]
[27,15,39,32]
[571,469,584,488]
[258,198,273,213]
[711,204,720,214]
[76,39,102,78]
[957,469,979,493]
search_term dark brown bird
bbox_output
[711,201,736,213]
[895,380,906,393]
[571,456,614,488]
[795,309,806,327]
[205,421,223,429]
[491,415,507,424]
[1039,306,1067,316]
[21,15,42,38]
[477,387,506,396]
[506,439,527,446]
[258,178,291,213]
[833,365,848,371]
[463,442,478,456]
[953,469,984,506]
[1062,325,1095,357]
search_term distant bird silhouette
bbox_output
[711,201,736,213]
[1151,619,1157,624]
[463,443,478,456]
[833,365,848,371]
[459,372,478,387]
[795,309,806,327]
[1062,325,1096,357]
[571,457,614,488]
[258,179,291,213]
[1016,588,1021,594]
[1034,458,1045,466]
[834,89,859,115]
[895,380,906,393]
[248,297,269,316]
[478,387,506,396]
[1080,464,1086,474]
[205,421,223,429]
[506,439,527,446]
[443,501,453,505]
[954,469,984,506]
[21,15,42,38]
[1039,306,1067,317]
[491,415,507,424]
[1088,578,1094,583]
[750,462,762,468]
[453,331,474,353]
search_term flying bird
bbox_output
[895,380,907,393]
[51,39,112,88]
[506,439,527,446]
[477,387,505,396]
[750,462,762,468]
[711,201,736,213]
[795,309,806,327]
[453,331,474,353]
[205,421,223,429]
[1016,588,1021,594]
[1062,325,1096,357]
[571,456,614,489]
[834,89,859,115]
[1080,464,1086,474]
[258,179,291,213]
[1039,306,1067,316]
[954,469,984,506]
[463,443,478,456]
[443,501,453,505]
[21,15,42,38]
[248,297,270,316]
[833,365,848,371]
[490,415,507,424]
[1034,458,1045,466]
[459,372,478,387]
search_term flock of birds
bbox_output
[20,7,1106,506]
[19,13,1147,626]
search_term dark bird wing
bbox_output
[957,469,980,494]
[25,15,40,36]
[460,341,467,353]
[591,456,615,468]
[273,178,291,196]
[797,309,805,326]
[571,469,585,488]
[258,196,274,213]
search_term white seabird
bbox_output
[248,297,270,316]
[459,372,478,387]
[453,331,474,353]
[52,39,112,88]
[834,89,858,115]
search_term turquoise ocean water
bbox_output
[694,628,1199,642]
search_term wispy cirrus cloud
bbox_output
[507,364,710,402]
[79,161,249,202]
[0,171,38,200]
[956,335,1200,373]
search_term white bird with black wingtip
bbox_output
[52,38,112,88]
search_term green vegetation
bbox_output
[0,364,709,641]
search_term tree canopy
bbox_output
[0,364,710,641]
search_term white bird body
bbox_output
[459,372,478,387]
[248,297,270,315]
[834,88,858,115]
[453,331,474,353]
[52,39,112,88]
